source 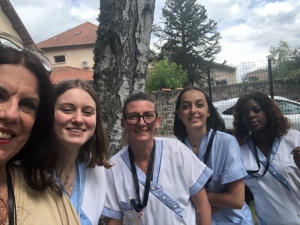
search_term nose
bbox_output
[0,100,20,123]
[247,110,255,119]
[190,104,196,113]
[137,115,146,125]
[72,111,84,124]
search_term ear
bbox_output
[155,115,161,128]
[176,109,182,119]
[121,118,126,130]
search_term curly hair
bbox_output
[233,91,291,145]
[173,86,225,139]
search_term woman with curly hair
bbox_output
[233,91,300,225]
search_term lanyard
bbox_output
[247,142,272,178]
[128,141,155,213]
[203,129,216,188]
[7,165,16,225]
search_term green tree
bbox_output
[268,40,300,82]
[146,59,188,92]
[153,0,221,86]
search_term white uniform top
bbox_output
[67,162,107,225]
[183,129,254,225]
[102,137,213,225]
[240,129,300,225]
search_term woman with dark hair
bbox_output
[233,91,300,225]
[0,32,79,224]
[102,92,213,225]
[53,78,111,225]
[174,86,254,225]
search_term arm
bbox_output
[207,178,245,209]
[191,187,212,225]
[291,146,300,169]
[106,218,122,225]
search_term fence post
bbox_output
[207,65,212,101]
[268,58,274,99]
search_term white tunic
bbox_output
[102,137,213,225]
[240,129,300,225]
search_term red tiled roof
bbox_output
[50,66,93,84]
[37,22,97,49]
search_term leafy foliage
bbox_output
[153,0,221,86]
[268,40,300,82]
[146,59,188,92]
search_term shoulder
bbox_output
[155,137,188,151]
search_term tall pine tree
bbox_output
[153,0,221,86]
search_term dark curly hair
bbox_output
[173,86,225,139]
[233,91,291,145]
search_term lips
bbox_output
[248,120,258,126]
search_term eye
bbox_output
[143,112,154,119]
[253,108,262,113]
[19,100,37,112]
[240,110,248,117]
[83,110,94,116]
[196,103,204,108]
[61,107,73,114]
[182,104,190,109]
[127,114,139,120]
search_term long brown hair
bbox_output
[53,78,111,168]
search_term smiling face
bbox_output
[240,98,268,134]
[121,100,160,146]
[0,64,40,166]
[177,89,210,134]
[54,88,96,151]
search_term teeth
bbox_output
[136,130,147,133]
[0,131,12,139]
[68,129,83,133]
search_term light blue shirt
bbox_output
[184,129,254,225]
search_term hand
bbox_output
[211,206,219,213]
[291,146,300,169]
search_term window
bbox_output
[222,106,234,115]
[275,100,300,115]
[54,55,65,63]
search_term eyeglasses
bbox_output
[0,31,53,73]
[125,111,158,125]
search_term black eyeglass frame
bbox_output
[0,31,53,73]
[124,111,158,125]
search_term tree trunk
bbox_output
[93,0,156,158]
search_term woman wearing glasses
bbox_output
[53,78,111,225]
[173,87,254,225]
[233,91,300,225]
[0,32,79,224]
[102,92,213,225]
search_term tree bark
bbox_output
[93,0,156,157]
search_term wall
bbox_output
[150,81,300,137]
[0,6,21,38]
[41,44,95,70]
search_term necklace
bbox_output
[62,162,76,197]
[135,154,155,171]
[193,144,197,148]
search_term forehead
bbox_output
[57,88,95,106]
[0,64,39,96]
[125,100,155,113]
[181,89,206,102]
[242,98,260,109]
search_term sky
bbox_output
[9,0,300,65]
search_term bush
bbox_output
[146,59,188,92]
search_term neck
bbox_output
[61,146,80,173]
[129,139,154,160]
[252,130,272,153]
[186,127,207,155]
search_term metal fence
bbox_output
[146,59,300,137]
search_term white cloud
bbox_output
[8,0,300,64]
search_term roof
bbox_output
[37,22,98,49]
[50,66,93,84]
[246,69,268,76]
[0,0,36,49]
